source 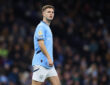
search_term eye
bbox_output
[47,11,51,13]
[47,11,54,13]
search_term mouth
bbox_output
[50,16,52,18]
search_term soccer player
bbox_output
[32,5,61,85]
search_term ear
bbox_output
[42,12,43,16]
[42,11,45,17]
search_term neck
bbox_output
[43,18,51,26]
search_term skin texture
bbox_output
[32,7,61,85]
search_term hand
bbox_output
[48,58,53,66]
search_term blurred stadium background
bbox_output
[0,0,110,85]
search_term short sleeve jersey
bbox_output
[32,21,53,69]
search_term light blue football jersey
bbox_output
[32,21,53,69]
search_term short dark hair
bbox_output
[42,5,55,12]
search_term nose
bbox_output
[50,12,53,14]
[51,11,54,14]
[50,13,53,16]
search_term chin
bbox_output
[48,18,53,21]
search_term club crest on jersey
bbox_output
[38,30,43,35]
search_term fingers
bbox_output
[49,63,53,66]
[49,62,53,66]
[48,58,54,66]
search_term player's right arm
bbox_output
[38,40,53,66]
[35,26,53,66]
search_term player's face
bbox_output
[43,8,54,21]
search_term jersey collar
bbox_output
[41,21,49,27]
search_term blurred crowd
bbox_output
[0,0,110,85]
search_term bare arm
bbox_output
[38,40,53,66]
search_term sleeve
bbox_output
[35,26,45,40]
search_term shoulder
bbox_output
[36,23,46,31]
